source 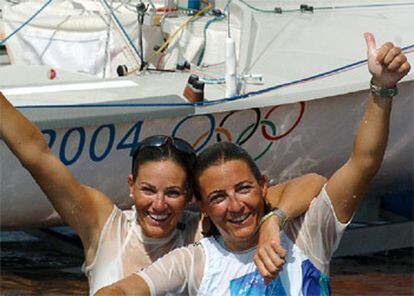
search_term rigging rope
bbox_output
[128,1,213,74]
[15,44,414,109]
[0,0,54,46]
[197,13,225,66]
[236,0,414,14]
[102,0,115,78]
[100,0,142,61]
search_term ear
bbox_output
[128,174,135,199]
[260,175,268,198]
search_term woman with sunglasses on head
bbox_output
[0,95,325,294]
[96,33,411,295]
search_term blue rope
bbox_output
[218,43,414,102]
[16,43,414,109]
[0,0,142,59]
[200,77,225,84]
[0,0,54,46]
[237,0,414,14]
[197,14,225,66]
[317,2,414,11]
[100,0,142,60]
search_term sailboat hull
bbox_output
[1,81,412,228]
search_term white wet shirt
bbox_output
[83,206,201,295]
[137,186,349,295]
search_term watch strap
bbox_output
[260,207,288,229]
[370,79,398,97]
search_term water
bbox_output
[0,228,413,295]
[0,229,88,295]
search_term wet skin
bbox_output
[128,160,188,238]
[198,160,267,252]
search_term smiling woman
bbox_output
[132,160,189,238]
[195,150,267,252]
[82,136,201,295]
[0,102,202,295]
[128,136,195,239]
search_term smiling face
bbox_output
[129,159,188,238]
[198,159,267,251]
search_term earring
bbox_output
[129,193,133,198]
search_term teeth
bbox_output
[229,213,250,223]
[149,213,169,221]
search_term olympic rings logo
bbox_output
[40,102,305,166]
[172,102,305,160]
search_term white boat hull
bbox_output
[1,81,412,228]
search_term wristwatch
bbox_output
[260,207,288,229]
[370,79,398,97]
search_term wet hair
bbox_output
[194,142,264,236]
[194,141,262,200]
[131,140,194,199]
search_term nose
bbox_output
[228,194,244,213]
[152,194,168,212]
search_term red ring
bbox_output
[262,102,305,141]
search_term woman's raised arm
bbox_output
[326,33,411,223]
[0,92,113,260]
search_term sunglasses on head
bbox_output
[131,135,196,173]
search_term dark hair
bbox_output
[131,138,194,198]
[194,142,264,236]
[194,142,262,200]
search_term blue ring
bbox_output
[172,114,215,153]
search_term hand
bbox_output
[253,215,286,285]
[365,32,411,88]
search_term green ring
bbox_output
[235,120,277,160]
[236,123,255,145]
[254,120,277,161]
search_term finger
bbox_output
[257,248,278,274]
[253,254,271,278]
[257,247,285,275]
[383,47,402,66]
[386,53,406,72]
[397,61,411,76]
[269,240,287,259]
[376,42,394,64]
[364,32,377,61]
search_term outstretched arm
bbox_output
[254,173,326,282]
[0,93,113,260]
[266,173,327,217]
[326,33,411,223]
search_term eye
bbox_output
[237,184,253,194]
[209,193,225,204]
[140,187,156,195]
[165,189,184,198]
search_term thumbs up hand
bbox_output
[364,32,411,88]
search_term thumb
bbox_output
[364,32,377,62]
